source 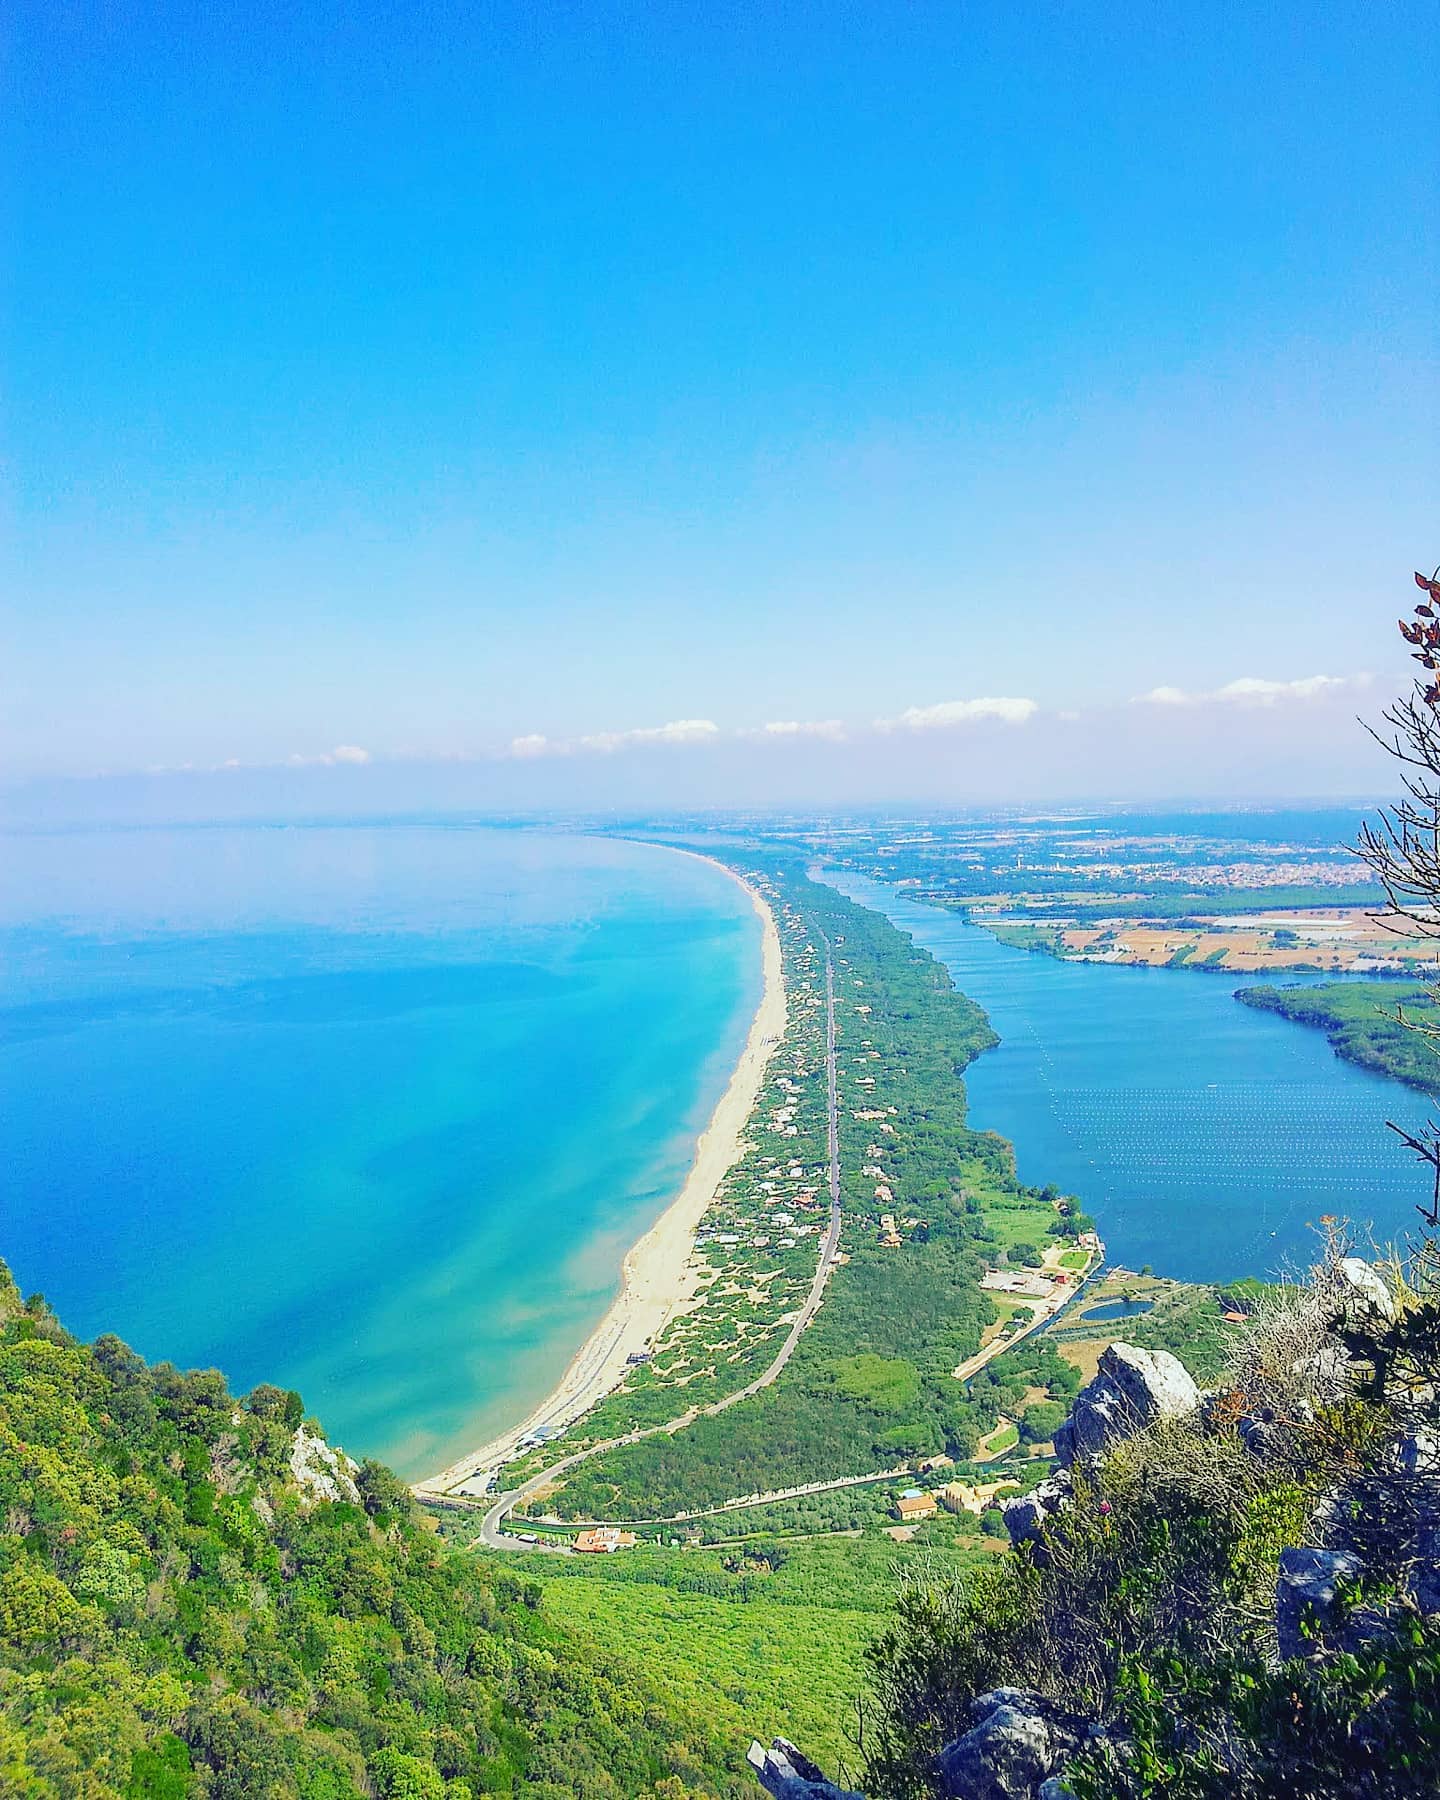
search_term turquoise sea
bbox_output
[827,871,1439,1285]
[0,826,760,1478]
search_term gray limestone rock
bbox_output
[1397,1429,1440,1477]
[1276,1546,1364,1660]
[1333,1257,1397,1328]
[1002,1472,1071,1551]
[1053,1343,1200,1468]
[288,1424,361,1507]
[936,1690,1086,1800]
[747,1738,864,1800]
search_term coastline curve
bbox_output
[415,849,786,1496]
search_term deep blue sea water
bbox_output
[0,826,759,1477]
[826,872,1440,1285]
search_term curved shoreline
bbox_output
[416,852,785,1496]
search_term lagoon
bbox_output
[0,825,760,1477]
[825,872,1437,1285]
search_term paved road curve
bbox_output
[464,936,844,1552]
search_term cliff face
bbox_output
[758,1251,1440,1800]
[0,1263,749,1798]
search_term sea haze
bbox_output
[0,825,760,1478]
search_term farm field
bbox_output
[989,906,1431,974]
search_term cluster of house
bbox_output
[977,1233,1102,1302]
[893,1475,1014,1523]
[573,1527,639,1554]
[877,1205,926,1248]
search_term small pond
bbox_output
[1078,1297,1156,1323]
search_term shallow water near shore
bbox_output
[0,825,759,1476]
[825,871,1439,1285]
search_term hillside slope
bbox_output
[755,1244,1440,1800]
[0,1261,749,1799]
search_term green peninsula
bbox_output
[1237,977,1440,1092]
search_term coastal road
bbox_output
[467,936,844,1551]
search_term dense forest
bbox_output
[0,1261,758,1798]
[1237,979,1440,1092]
[513,1529,996,1774]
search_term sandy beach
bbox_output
[416,853,786,1496]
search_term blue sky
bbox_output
[4,2,1436,810]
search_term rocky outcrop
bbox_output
[746,1700,1093,1800]
[1275,1547,1365,1659]
[1331,1257,1398,1329]
[1003,1343,1201,1551]
[747,1738,864,1799]
[1397,1428,1440,1476]
[1001,1472,1071,1554]
[935,1689,1088,1800]
[289,1424,361,1506]
[752,1262,1434,1800]
[1052,1344,1199,1468]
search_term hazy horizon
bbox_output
[7,4,1435,809]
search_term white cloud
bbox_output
[753,719,847,741]
[1215,676,1354,705]
[1135,675,1369,708]
[876,696,1039,732]
[508,733,556,759]
[284,744,372,767]
[578,718,720,753]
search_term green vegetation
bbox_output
[1049,1277,1254,1388]
[0,1261,763,1798]
[985,923,1063,958]
[827,1355,923,1412]
[1237,979,1440,1093]
[502,1528,993,1773]
[521,855,1086,1522]
[541,1579,867,1773]
[497,879,835,1489]
[860,1240,1440,1798]
[1018,1401,1067,1445]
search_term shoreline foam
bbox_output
[416,851,785,1495]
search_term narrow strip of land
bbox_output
[460,933,843,1551]
[415,856,785,1499]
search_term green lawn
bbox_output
[979,1421,1020,1456]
